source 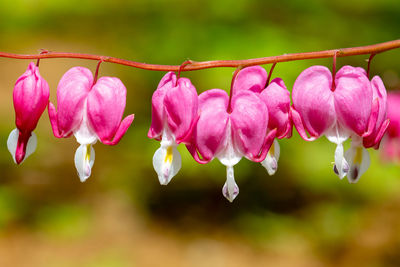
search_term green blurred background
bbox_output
[0,0,399,266]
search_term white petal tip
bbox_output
[153,146,181,186]
[222,182,239,203]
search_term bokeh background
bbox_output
[0,0,400,266]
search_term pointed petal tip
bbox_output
[222,182,239,203]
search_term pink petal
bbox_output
[230,90,269,161]
[55,67,93,137]
[164,77,198,143]
[13,62,50,132]
[100,114,135,145]
[292,66,336,138]
[260,78,291,139]
[232,66,268,94]
[148,72,176,140]
[87,77,132,144]
[334,65,372,136]
[192,89,229,162]
[291,107,316,141]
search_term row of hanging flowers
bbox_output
[2,40,400,202]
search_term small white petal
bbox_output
[74,144,95,182]
[7,128,19,164]
[222,166,239,202]
[345,141,370,184]
[333,143,349,179]
[7,129,37,164]
[261,139,280,175]
[152,145,181,185]
[73,101,98,145]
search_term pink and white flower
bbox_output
[291,65,388,183]
[7,62,49,164]
[232,66,292,175]
[48,67,134,182]
[148,72,198,185]
[187,88,276,202]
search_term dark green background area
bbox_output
[0,0,399,266]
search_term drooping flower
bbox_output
[291,65,388,183]
[48,67,134,182]
[380,92,400,161]
[7,62,49,164]
[148,72,198,185]
[187,88,276,202]
[231,66,292,175]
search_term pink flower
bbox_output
[187,88,276,202]
[232,66,292,175]
[381,92,400,161]
[291,65,387,183]
[48,67,134,182]
[7,62,49,164]
[148,72,198,185]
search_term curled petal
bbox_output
[292,66,336,138]
[232,66,268,94]
[100,115,135,146]
[290,107,317,141]
[74,144,95,182]
[152,146,182,185]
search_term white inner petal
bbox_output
[345,138,370,184]
[222,166,239,202]
[74,144,95,182]
[7,129,37,164]
[152,128,181,185]
[333,143,349,179]
[261,139,280,176]
[74,101,98,145]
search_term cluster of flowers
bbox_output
[149,65,389,202]
[8,62,389,202]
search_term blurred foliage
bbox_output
[0,0,399,266]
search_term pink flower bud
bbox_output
[7,62,49,164]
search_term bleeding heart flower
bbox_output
[48,67,134,182]
[7,62,49,164]
[291,65,386,182]
[232,66,292,175]
[187,88,276,202]
[148,72,198,185]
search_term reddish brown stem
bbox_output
[227,66,243,113]
[93,58,104,84]
[0,40,399,71]
[331,50,338,91]
[367,53,376,79]
[266,62,277,87]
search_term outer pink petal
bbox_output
[230,90,269,161]
[13,62,50,133]
[232,66,268,94]
[291,107,317,141]
[87,77,133,144]
[148,72,176,140]
[100,114,135,145]
[260,78,291,139]
[292,66,336,138]
[164,77,198,143]
[55,67,93,137]
[334,65,372,136]
[192,89,229,162]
